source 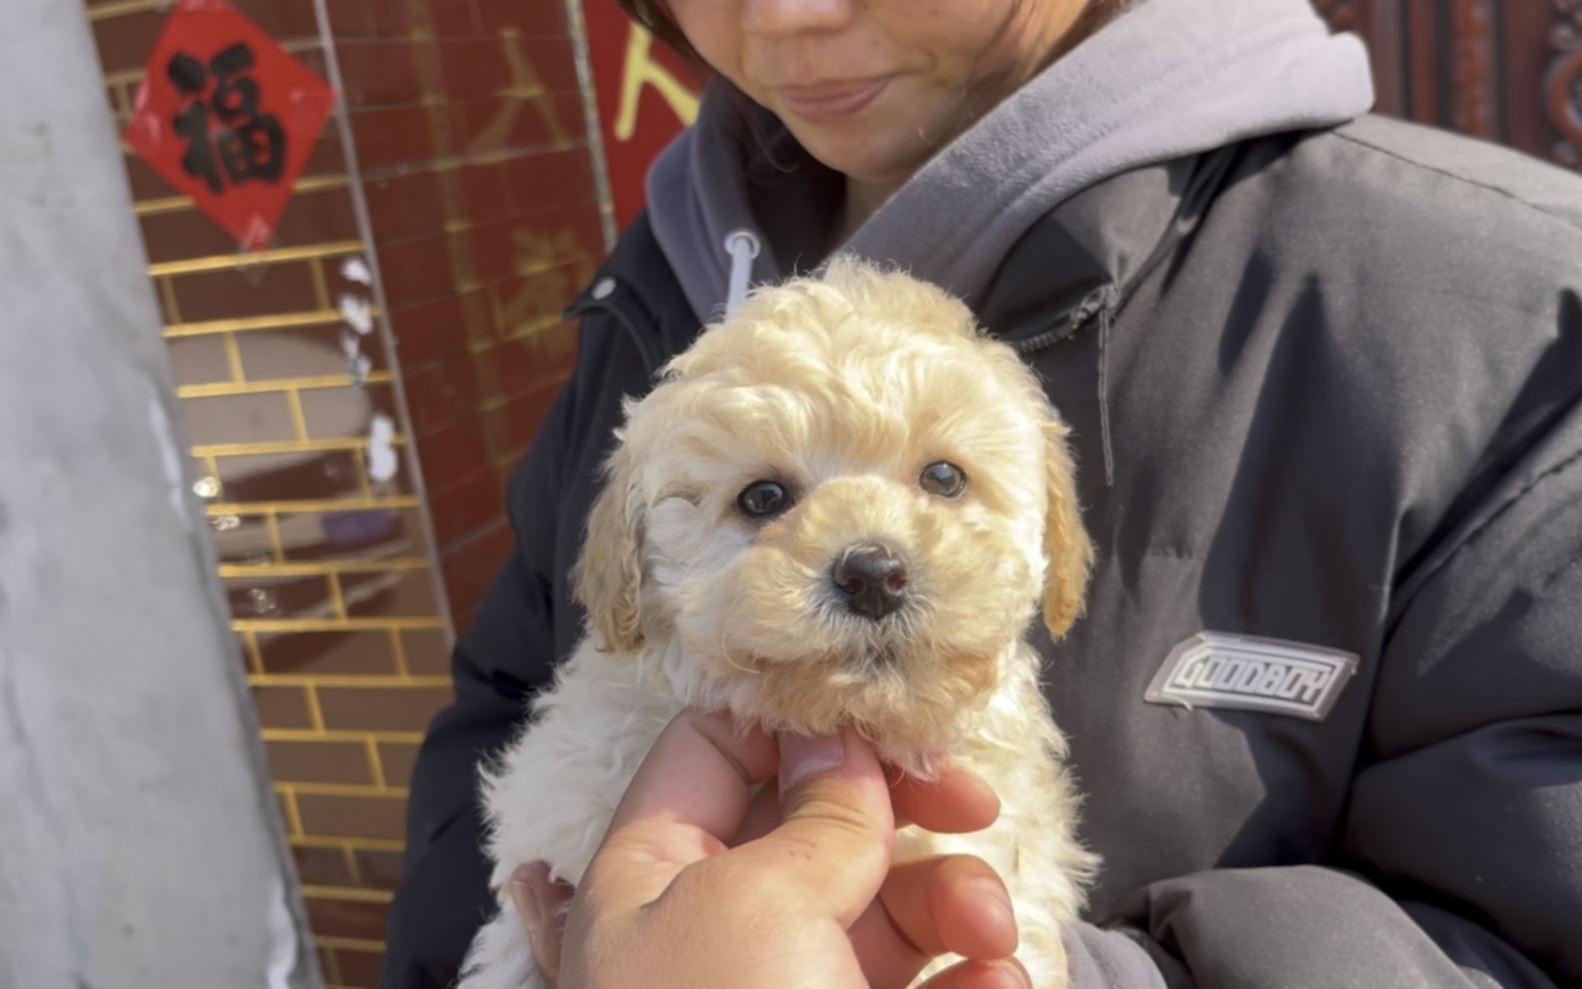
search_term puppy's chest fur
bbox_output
[464,634,1092,989]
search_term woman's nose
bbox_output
[742,0,854,37]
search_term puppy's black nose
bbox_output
[832,544,908,621]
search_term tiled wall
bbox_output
[88,0,606,984]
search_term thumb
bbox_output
[740,729,896,928]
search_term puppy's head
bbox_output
[577,259,1093,758]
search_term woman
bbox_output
[383,0,1582,986]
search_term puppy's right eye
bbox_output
[920,461,968,498]
[737,480,792,519]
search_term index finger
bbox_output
[891,764,1001,834]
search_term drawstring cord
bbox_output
[723,229,761,317]
[1095,298,1116,488]
[1060,285,1118,489]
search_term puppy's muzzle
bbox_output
[832,543,908,621]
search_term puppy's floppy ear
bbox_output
[574,441,644,653]
[1041,418,1095,639]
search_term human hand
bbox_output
[511,709,1029,989]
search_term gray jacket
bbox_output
[383,2,1582,985]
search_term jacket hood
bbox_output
[646,0,1375,325]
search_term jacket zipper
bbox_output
[1012,284,1115,356]
[1013,319,1079,355]
[1011,285,1119,486]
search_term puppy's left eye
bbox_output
[920,461,967,498]
[738,480,792,519]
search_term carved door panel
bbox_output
[1315,0,1582,170]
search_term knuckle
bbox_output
[787,791,886,842]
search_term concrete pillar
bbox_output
[0,2,319,987]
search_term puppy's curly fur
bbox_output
[460,260,1098,989]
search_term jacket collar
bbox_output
[565,211,703,377]
[569,143,1240,369]
[977,148,1233,350]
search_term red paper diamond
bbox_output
[125,0,336,252]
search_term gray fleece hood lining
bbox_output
[647,0,1375,325]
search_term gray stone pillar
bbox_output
[0,3,320,988]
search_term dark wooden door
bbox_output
[1313,0,1582,169]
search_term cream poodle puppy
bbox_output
[460,259,1098,989]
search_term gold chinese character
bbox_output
[613,24,700,141]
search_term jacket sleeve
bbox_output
[1101,401,1582,987]
[379,314,653,989]
[1339,394,1582,981]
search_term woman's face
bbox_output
[669,0,1090,192]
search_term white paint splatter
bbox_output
[338,292,373,335]
[265,873,299,989]
[367,414,399,483]
[340,256,373,286]
[339,331,371,385]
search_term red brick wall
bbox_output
[326,0,604,632]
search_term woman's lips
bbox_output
[776,77,890,122]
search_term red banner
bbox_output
[582,0,703,231]
[125,0,336,252]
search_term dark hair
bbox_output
[616,1,706,67]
